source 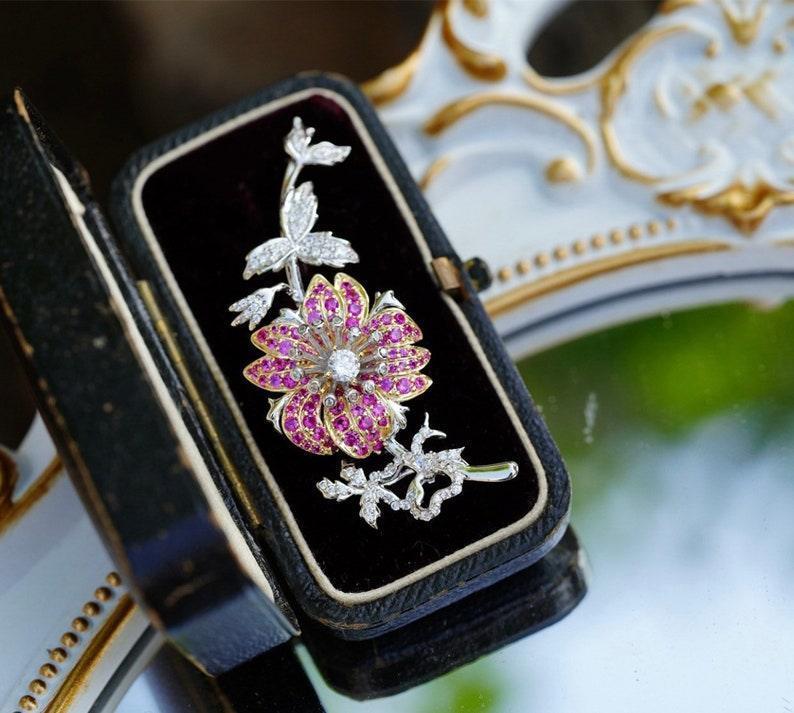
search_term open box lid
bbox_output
[0,90,297,675]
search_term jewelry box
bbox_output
[0,75,572,675]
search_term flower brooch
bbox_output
[229,117,517,527]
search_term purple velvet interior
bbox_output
[139,93,541,593]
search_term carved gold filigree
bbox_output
[599,23,689,185]
[440,0,507,82]
[720,0,768,45]
[659,180,794,233]
[423,91,597,173]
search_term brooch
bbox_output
[229,117,517,527]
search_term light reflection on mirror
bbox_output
[302,299,794,712]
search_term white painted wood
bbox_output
[374,0,794,357]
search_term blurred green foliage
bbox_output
[519,300,794,456]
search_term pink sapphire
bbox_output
[396,378,411,394]
[307,310,322,324]
[416,377,426,388]
[351,405,365,417]
[269,374,282,387]
[355,445,368,456]
[344,432,358,446]
[380,378,393,391]
[362,393,377,406]
[394,313,406,324]
[349,303,362,316]
[324,297,339,311]
[372,403,385,416]
[303,416,316,428]
[284,417,298,432]
[333,415,349,431]
[283,375,297,389]
[313,427,326,441]
[330,402,344,416]
[378,417,389,427]
[381,314,393,325]
[374,440,383,451]
[345,317,358,328]
[389,328,402,343]
[358,415,374,430]
[306,298,318,310]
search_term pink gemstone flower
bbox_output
[244,273,432,459]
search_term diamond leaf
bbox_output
[281,182,318,241]
[243,237,294,279]
[228,283,287,330]
[307,141,351,166]
[284,117,314,163]
[295,232,359,268]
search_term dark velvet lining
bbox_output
[138,93,541,593]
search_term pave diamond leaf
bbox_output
[229,283,288,329]
[243,237,294,279]
[281,182,318,241]
[284,117,350,167]
[307,141,351,166]
[284,117,315,163]
[295,231,359,268]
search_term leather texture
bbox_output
[0,90,295,675]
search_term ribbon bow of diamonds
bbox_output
[229,117,517,527]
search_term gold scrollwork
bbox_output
[441,0,507,82]
[599,23,690,185]
[720,0,768,45]
[423,91,598,174]
[0,454,63,537]
[0,448,19,520]
[659,180,794,234]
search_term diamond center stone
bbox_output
[327,349,360,384]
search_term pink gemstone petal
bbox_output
[323,385,392,459]
[334,273,370,338]
[244,355,304,393]
[282,388,333,455]
[376,374,432,403]
[252,322,317,360]
[301,274,344,328]
[363,308,423,348]
[379,346,431,378]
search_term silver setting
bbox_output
[318,415,518,527]
[231,116,519,526]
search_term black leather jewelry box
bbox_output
[0,75,572,675]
